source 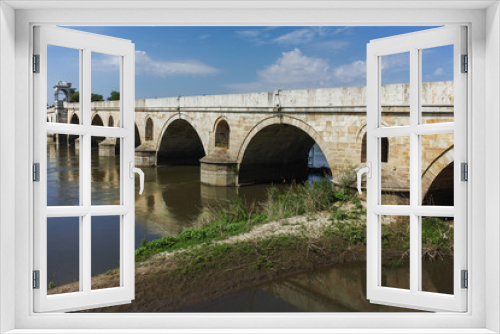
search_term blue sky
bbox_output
[47,26,453,103]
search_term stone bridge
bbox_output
[47,81,455,205]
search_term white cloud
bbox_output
[273,29,316,45]
[92,50,219,77]
[331,26,352,35]
[235,27,278,44]
[135,51,219,76]
[381,52,409,70]
[91,54,121,71]
[227,48,367,93]
[236,29,262,38]
[433,67,445,76]
[314,40,350,50]
[199,34,210,40]
[257,48,331,85]
[334,60,366,83]
[236,27,352,46]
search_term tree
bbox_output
[107,91,120,101]
[66,89,103,103]
[69,88,79,103]
[91,93,104,102]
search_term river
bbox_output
[46,143,451,312]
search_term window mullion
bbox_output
[409,47,420,294]
[81,48,92,294]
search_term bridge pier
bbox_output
[98,138,119,157]
[200,155,238,187]
[135,144,157,167]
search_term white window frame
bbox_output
[0,1,498,333]
[33,26,136,313]
[366,26,467,312]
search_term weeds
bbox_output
[135,176,453,266]
[136,178,358,262]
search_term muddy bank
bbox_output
[51,213,369,312]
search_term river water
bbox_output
[47,144,451,312]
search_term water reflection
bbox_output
[175,260,450,312]
[48,145,324,286]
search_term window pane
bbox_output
[381,136,409,205]
[91,137,121,205]
[421,133,454,206]
[47,45,80,125]
[91,216,121,290]
[91,52,121,128]
[421,216,454,294]
[421,45,454,124]
[47,136,80,206]
[381,215,410,290]
[380,52,410,127]
[47,217,80,295]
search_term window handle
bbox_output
[129,162,144,195]
[356,162,371,195]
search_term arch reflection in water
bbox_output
[174,261,451,312]
[91,137,121,205]
[47,140,80,206]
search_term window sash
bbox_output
[366,26,467,312]
[32,25,136,313]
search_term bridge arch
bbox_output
[145,117,154,141]
[135,123,141,148]
[421,146,454,205]
[237,116,332,184]
[91,113,104,126]
[360,133,388,163]
[70,113,79,125]
[69,114,80,144]
[156,113,206,165]
[108,115,114,127]
[91,114,105,147]
[214,117,230,149]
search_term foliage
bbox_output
[136,178,358,262]
[108,90,120,101]
[336,166,358,189]
[65,88,103,102]
[421,217,454,261]
[69,88,79,103]
[91,93,104,102]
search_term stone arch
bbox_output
[135,123,141,148]
[156,114,205,165]
[214,118,230,149]
[108,115,114,127]
[361,133,388,163]
[237,116,329,164]
[91,114,105,147]
[237,116,331,184]
[70,113,79,125]
[145,117,154,141]
[91,113,104,126]
[69,113,80,144]
[421,146,454,203]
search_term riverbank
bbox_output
[76,210,369,312]
[48,179,453,312]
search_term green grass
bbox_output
[135,177,453,265]
[135,178,360,262]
